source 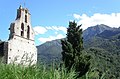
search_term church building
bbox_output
[0,5,37,65]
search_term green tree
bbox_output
[61,21,91,77]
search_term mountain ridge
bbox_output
[37,24,120,58]
[37,24,120,78]
[37,24,120,63]
[83,24,113,40]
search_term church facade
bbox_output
[0,6,37,65]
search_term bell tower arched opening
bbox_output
[27,25,30,39]
[21,23,24,37]
[25,15,27,23]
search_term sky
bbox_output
[0,0,120,45]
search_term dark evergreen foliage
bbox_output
[61,21,91,77]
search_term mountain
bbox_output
[97,27,120,39]
[37,24,120,63]
[37,24,120,78]
[83,24,112,40]
[37,39,62,64]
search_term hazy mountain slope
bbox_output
[37,39,62,64]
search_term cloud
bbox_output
[73,14,81,20]
[73,13,120,30]
[45,26,67,33]
[33,26,47,35]
[38,34,65,43]
[33,26,67,35]
[55,32,58,35]
[33,26,67,44]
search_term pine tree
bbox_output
[61,21,91,77]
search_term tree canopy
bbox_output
[61,21,91,77]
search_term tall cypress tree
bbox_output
[61,21,91,77]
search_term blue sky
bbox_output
[0,0,120,45]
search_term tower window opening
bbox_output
[25,15,27,23]
[25,10,27,14]
[12,23,15,33]
[10,23,15,34]
[16,10,21,19]
[21,23,24,37]
[27,25,30,39]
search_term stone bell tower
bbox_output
[7,5,37,65]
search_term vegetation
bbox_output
[37,39,62,65]
[84,38,120,79]
[0,62,109,79]
[37,24,120,78]
[0,63,78,79]
[61,21,91,77]
[1,23,120,78]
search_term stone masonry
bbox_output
[0,5,37,65]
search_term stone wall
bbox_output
[1,6,37,66]
[7,35,37,65]
[0,42,4,56]
[0,42,8,63]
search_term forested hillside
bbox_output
[37,24,120,78]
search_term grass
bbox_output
[0,63,107,79]
[0,56,107,79]
[0,62,107,79]
[0,63,78,79]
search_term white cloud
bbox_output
[33,26,67,44]
[73,13,120,30]
[45,26,67,33]
[33,26,67,35]
[33,26,47,35]
[55,32,58,35]
[73,14,81,20]
[38,34,65,44]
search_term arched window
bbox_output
[21,23,24,37]
[16,10,21,19]
[25,15,27,23]
[27,25,30,39]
